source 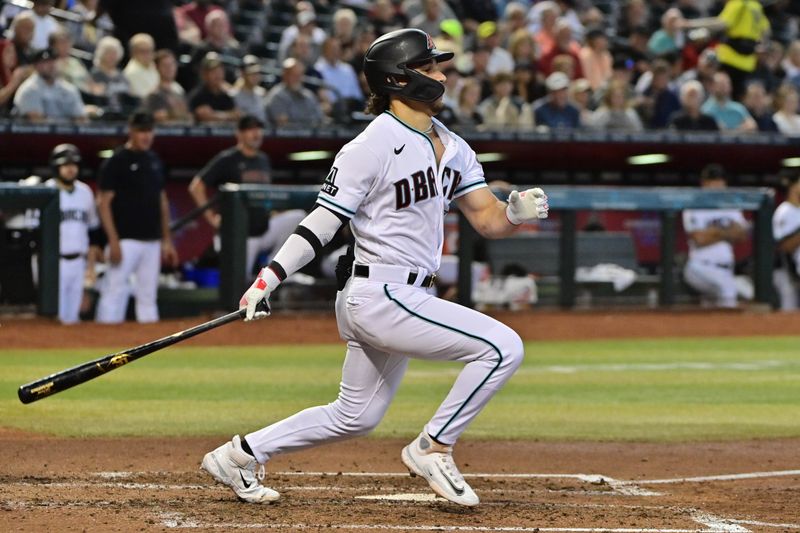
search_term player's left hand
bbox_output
[161,240,179,268]
[506,188,549,225]
[239,268,273,321]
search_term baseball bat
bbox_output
[18,300,269,404]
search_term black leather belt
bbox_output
[353,264,437,288]
[60,253,85,260]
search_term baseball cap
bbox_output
[237,114,264,130]
[241,54,262,74]
[477,21,497,39]
[32,48,56,63]
[128,110,155,130]
[545,71,570,92]
[201,51,223,71]
[570,78,591,93]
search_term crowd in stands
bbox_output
[1,0,800,135]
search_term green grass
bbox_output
[1,337,799,441]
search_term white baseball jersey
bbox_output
[683,209,748,265]
[45,179,100,255]
[773,200,800,275]
[316,111,487,273]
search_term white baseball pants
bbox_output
[683,259,737,308]
[95,239,161,324]
[58,256,86,325]
[246,210,307,277]
[246,272,524,463]
[773,268,799,311]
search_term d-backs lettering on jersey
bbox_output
[316,112,486,272]
[46,179,100,255]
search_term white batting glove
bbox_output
[239,268,275,321]
[506,188,549,225]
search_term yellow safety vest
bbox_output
[716,0,770,72]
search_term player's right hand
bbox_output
[108,241,122,265]
[239,268,273,321]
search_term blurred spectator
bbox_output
[278,5,326,63]
[411,0,445,38]
[231,55,268,126]
[749,41,783,94]
[616,0,651,39]
[637,59,681,129]
[144,49,190,124]
[614,24,652,68]
[453,76,483,128]
[265,57,323,128]
[781,40,800,80]
[551,53,579,80]
[287,33,323,93]
[50,28,91,93]
[332,8,359,62]
[30,0,59,51]
[677,47,720,97]
[586,79,643,132]
[532,1,559,58]
[123,33,158,99]
[95,111,178,324]
[668,79,718,131]
[348,24,376,85]
[315,36,364,118]
[190,9,242,83]
[568,77,592,125]
[478,72,533,129]
[478,21,514,76]
[369,0,408,36]
[68,0,113,51]
[579,27,613,91]
[403,0,456,24]
[101,0,179,52]
[534,71,580,129]
[512,62,546,104]
[188,52,238,123]
[554,0,585,43]
[0,64,32,111]
[772,170,800,311]
[647,8,685,57]
[772,83,800,135]
[682,164,748,308]
[1,12,36,86]
[465,45,493,99]
[683,0,771,99]
[174,0,223,44]
[441,64,462,109]
[508,29,537,68]
[701,71,757,132]
[742,80,778,132]
[14,48,86,122]
[501,2,528,42]
[539,19,583,78]
[90,35,132,117]
[188,115,306,278]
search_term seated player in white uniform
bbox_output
[200,29,549,507]
[772,171,800,311]
[682,164,749,308]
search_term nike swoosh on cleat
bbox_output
[394,144,405,155]
[240,470,252,489]
[436,464,464,496]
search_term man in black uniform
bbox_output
[188,114,305,278]
[96,111,179,323]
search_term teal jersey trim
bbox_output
[383,111,436,157]
[317,195,356,216]
[382,284,503,440]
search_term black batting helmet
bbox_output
[50,143,81,168]
[363,28,454,103]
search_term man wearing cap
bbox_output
[232,55,268,125]
[264,58,323,128]
[478,21,514,77]
[534,71,581,129]
[188,51,239,123]
[95,111,178,324]
[188,115,305,278]
[13,47,86,122]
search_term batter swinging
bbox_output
[201,29,549,507]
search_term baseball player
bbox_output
[772,171,800,311]
[682,164,749,308]
[47,144,101,324]
[201,29,549,507]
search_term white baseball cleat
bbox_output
[401,432,479,507]
[201,435,280,504]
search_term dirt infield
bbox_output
[2,310,799,532]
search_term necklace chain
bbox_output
[422,123,434,134]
